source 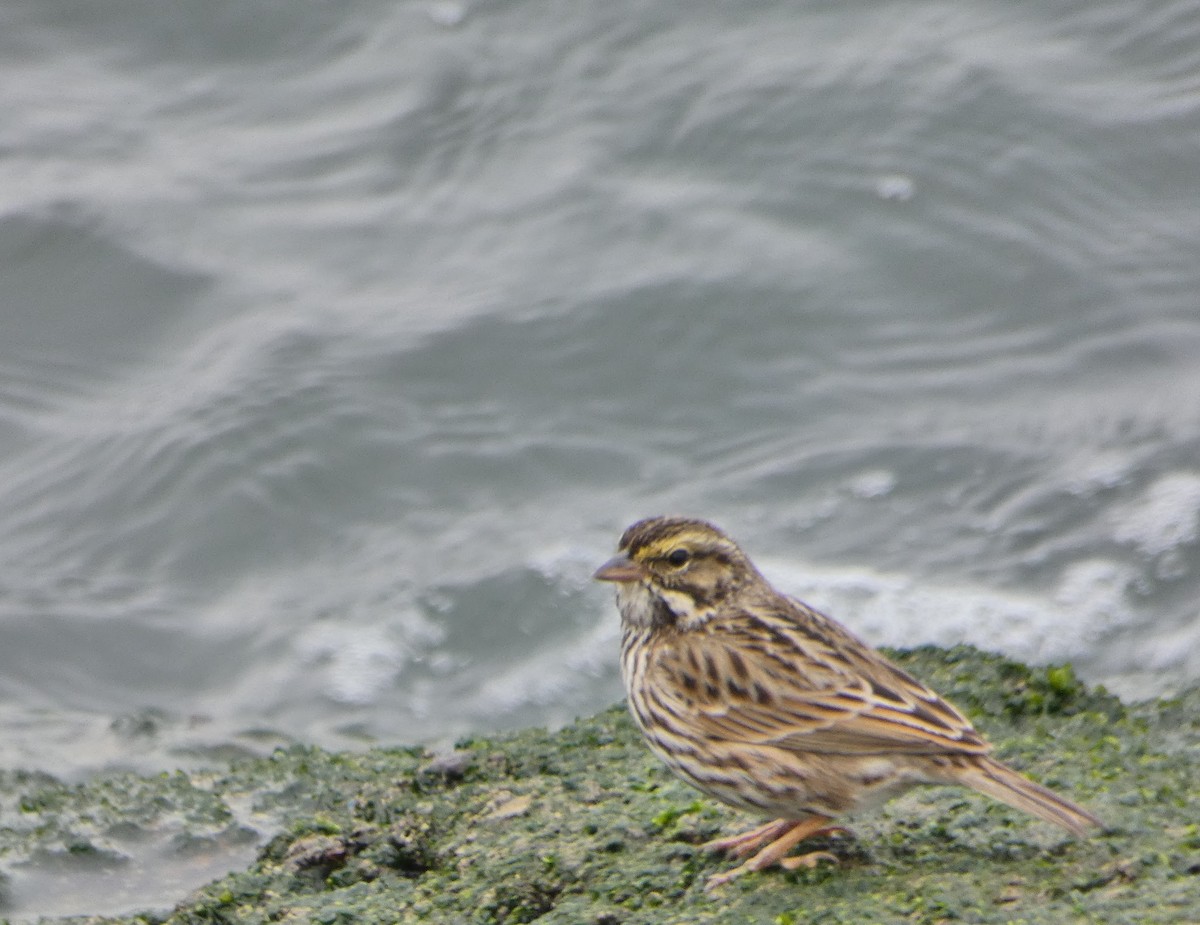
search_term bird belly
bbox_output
[646,732,925,819]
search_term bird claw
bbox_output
[702,819,795,858]
[703,850,837,891]
[703,867,747,891]
[701,815,843,891]
[778,850,838,871]
[703,821,852,860]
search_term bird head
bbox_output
[594,516,760,628]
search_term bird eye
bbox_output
[666,548,690,567]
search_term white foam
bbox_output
[427,1,466,26]
[295,624,405,705]
[1111,471,1200,558]
[757,555,1138,667]
[875,174,915,202]
[528,541,605,594]
[466,614,621,715]
[1062,449,1133,496]
[844,469,897,499]
[294,607,445,706]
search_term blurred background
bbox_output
[2,0,1200,786]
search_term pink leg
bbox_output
[704,814,841,891]
[701,818,797,858]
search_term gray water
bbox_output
[2,0,1200,915]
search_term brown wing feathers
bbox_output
[653,601,990,757]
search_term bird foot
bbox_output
[704,848,838,891]
[779,850,839,871]
[703,819,851,860]
[702,815,842,891]
[702,819,796,858]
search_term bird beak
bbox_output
[593,554,646,583]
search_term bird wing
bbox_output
[649,595,991,757]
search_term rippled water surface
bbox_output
[2,0,1200,914]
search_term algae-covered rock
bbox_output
[2,646,1198,924]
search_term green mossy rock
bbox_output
[3,646,1198,924]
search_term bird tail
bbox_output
[959,756,1102,838]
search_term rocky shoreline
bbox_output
[2,646,1197,924]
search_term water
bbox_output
[2,0,1200,914]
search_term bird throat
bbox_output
[616,581,712,631]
